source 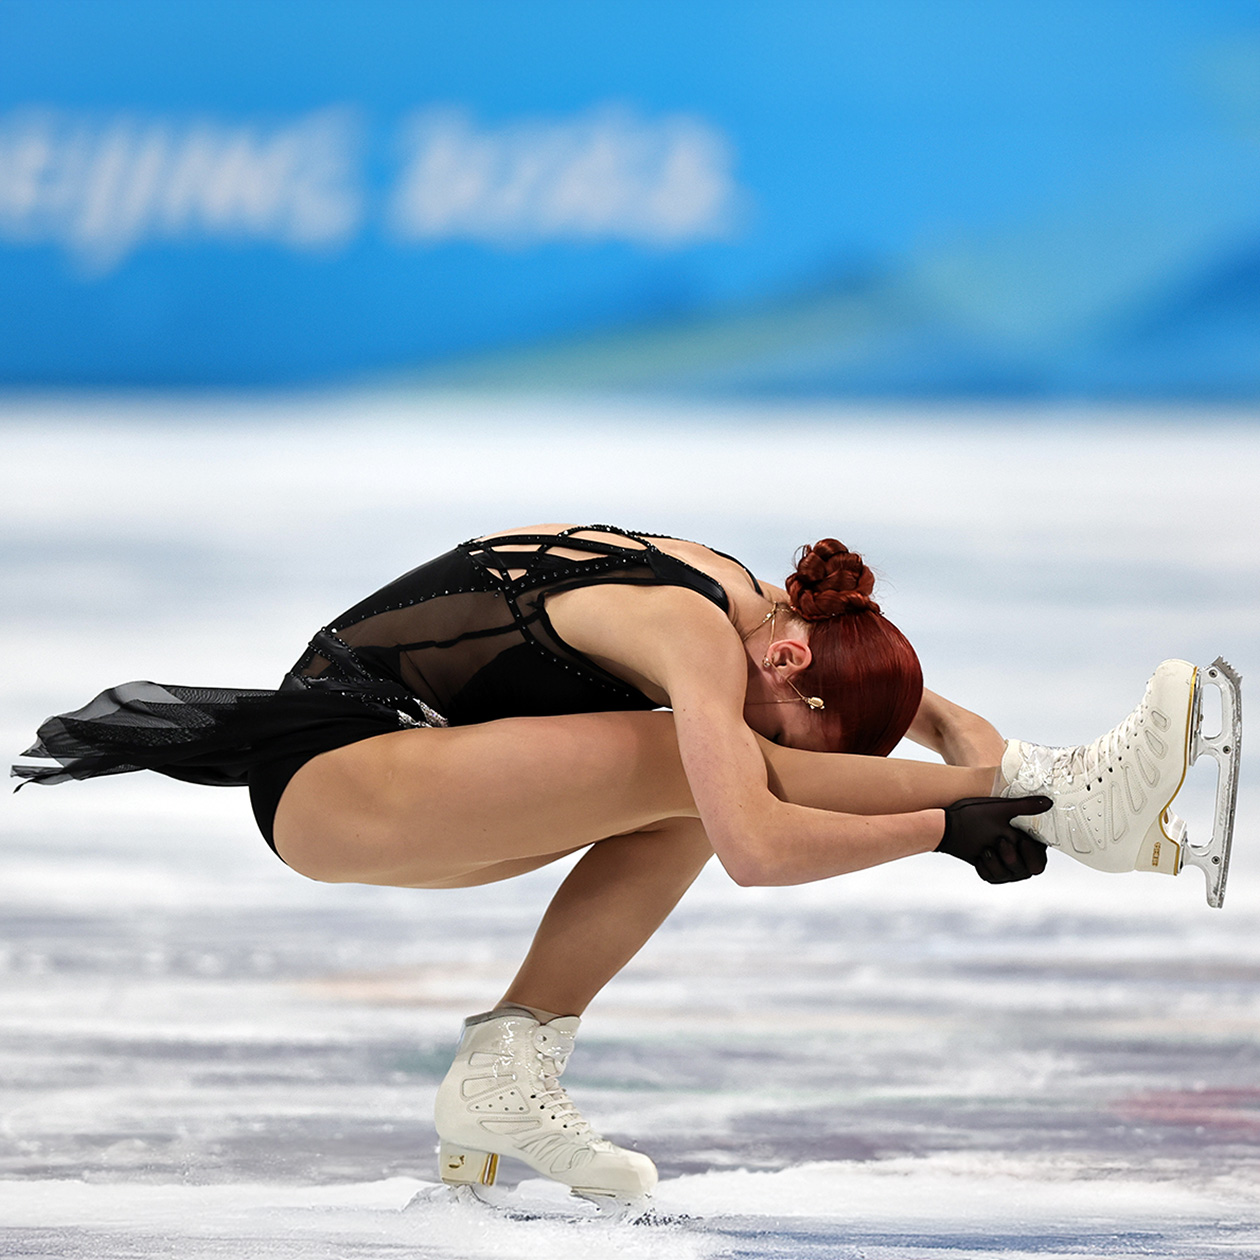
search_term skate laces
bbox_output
[1030,704,1144,787]
[526,1027,594,1138]
[532,1077,592,1135]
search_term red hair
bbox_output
[784,539,923,757]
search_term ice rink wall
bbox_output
[1,0,1258,396]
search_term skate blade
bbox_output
[408,1179,667,1224]
[570,1188,677,1224]
[1182,657,1242,909]
[406,1181,545,1218]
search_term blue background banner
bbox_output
[1,0,1258,395]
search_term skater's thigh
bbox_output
[272,710,698,887]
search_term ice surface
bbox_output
[1,395,1258,1258]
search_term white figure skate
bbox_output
[434,1009,657,1206]
[1002,658,1241,908]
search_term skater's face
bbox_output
[744,699,833,752]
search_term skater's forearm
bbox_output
[756,736,996,816]
[716,801,945,887]
[724,737,999,884]
[908,689,1005,768]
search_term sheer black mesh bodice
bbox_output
[296,527,734,725]
[13,527,749,792]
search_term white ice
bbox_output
[1,394,1258,1258]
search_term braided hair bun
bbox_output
[774,537,921,756]
[785,539,881,621]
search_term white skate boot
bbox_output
[1001,658,1241,907]
[434,1009,657,1204]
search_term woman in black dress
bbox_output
[17,524,1057,1204]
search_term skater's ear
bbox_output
[764,636,812,679]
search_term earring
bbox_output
[786,678,826,710]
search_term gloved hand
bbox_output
[938,796,1052,883]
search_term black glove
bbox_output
[937,796,1052,883]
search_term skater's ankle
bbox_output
[484,1002,568,1025]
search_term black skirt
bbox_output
[12,631,450,854]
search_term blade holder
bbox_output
[1182,657,1242,909]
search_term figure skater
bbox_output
[14,525,1210,1204]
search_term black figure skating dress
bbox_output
[14,527,760,851]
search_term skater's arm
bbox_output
[907,690,1004,768]
[657,610,946,886]
[555,585,957,886]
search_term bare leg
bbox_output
[273,710,698,884]
[487,745,994,1016]
[272,711,993,1022]
[500,818,713,1016]
[274,709,993,886]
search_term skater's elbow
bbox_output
[706,796,826,887]
[716,833,792,887]
[722,854,776,887]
